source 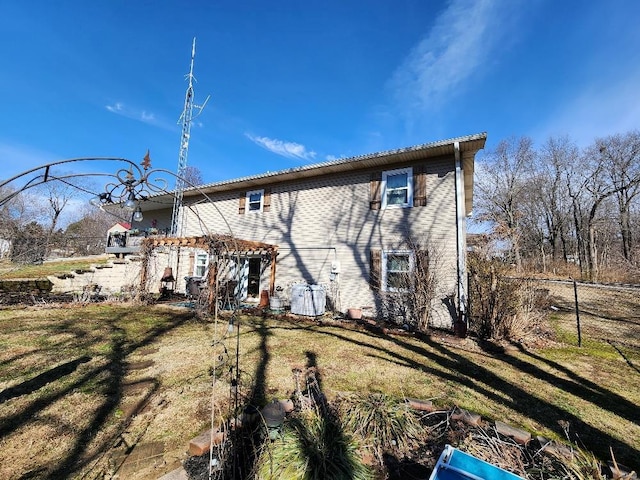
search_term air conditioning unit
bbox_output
[290,284,326,316]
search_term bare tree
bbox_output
[597,131,640,264]
[32,175,94,256]
[183,165,204,186]
[475,137,536,271]
[63,206,114,256]
[0,186,23,237]
[574,136,640,280]
[538,137,576,262]
[10,221,47,264]
[473,132,640,281]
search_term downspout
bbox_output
[454,142,468,336]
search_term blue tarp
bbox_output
[429,445,524,480]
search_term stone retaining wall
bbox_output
[0,278,53,293]
[48,258,145,295]
[0,257,151,300]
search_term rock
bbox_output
[451,408,482,427]
[495,421,531,445]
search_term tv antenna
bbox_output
[170,37,210,236]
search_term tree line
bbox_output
[0,180,115,262]
[473,130,640,283]
[0,164,205,263]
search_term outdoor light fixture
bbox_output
[89,151,168,223]
[123,192,138,211]
[133,206,144,222]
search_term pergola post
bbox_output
[207,258,218,315]
[269,249,278,296]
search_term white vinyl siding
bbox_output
[178,155,459,328]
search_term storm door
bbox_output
[247,257,261,299]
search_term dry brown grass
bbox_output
[542,281,640,350]
[0,297,638,479]
[0,303,212,480]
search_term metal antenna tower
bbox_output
[170,37,210,236]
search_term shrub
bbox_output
[375,238,441,332]
[256,406,372,480]
[338,393,428,463]
[9,222,46,264]
[468,253,548,340]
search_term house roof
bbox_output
[107,222,131,231]
[145,132,486,214]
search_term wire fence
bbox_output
[469,275,640,355]
[0,235,107,263]
[533,278,640,350]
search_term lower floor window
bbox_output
[382,250,414,292]
[194,253,208,277]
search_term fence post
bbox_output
[572,279,582,347]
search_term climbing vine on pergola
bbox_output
[140,234,278,314]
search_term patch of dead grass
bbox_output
[0,301,638,478]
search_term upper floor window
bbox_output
[246,189,264,213]
[382,167,413,208]
[239,188,271,214]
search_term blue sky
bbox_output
[1,0,639,189]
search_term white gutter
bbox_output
[454,142,468,327]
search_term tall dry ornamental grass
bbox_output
[467,253,549,340]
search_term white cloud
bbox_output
[141,111,155,122]
[106,102,124,113]
[245,133,317,161]
[390,0,511,112]
[105,101,161,126]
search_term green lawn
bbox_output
[0,256,110,279]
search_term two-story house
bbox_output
[140,132,486,329]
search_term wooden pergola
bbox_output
[140,234,278,312]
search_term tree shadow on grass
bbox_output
[267,318,640,470]
[0,355,91,404]
[506,341,640,418]
[225,317,273,480]
[0,308,195,480]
